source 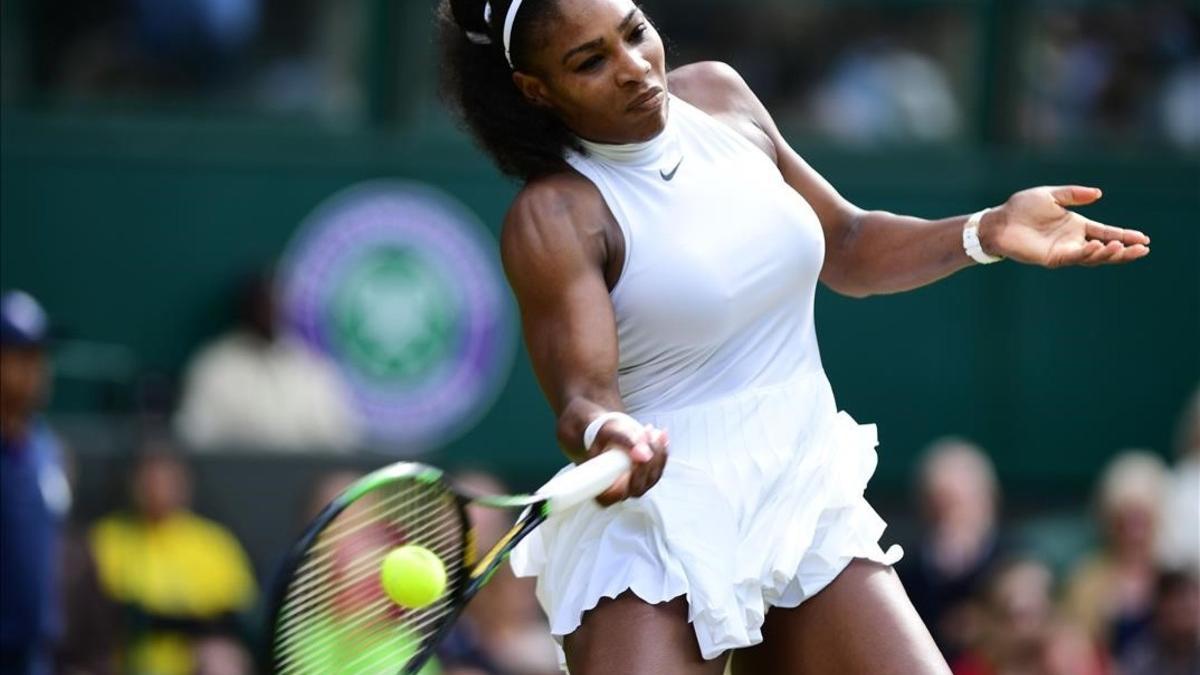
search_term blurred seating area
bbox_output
[9,0,365,120]
[3,0,1196,149]
[896,433,1200,675]
[3,285,1196,673]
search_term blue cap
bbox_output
[0,290,50,346]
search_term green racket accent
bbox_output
[474,494,537,509]
[343,464,445,503]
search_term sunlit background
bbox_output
[1,0,1197,673]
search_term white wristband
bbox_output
[963,209,1003,264]
[583,412,637,452]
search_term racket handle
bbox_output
[537,450,633,514]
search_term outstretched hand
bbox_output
[981,186,1150,268]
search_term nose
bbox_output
[613,44,651,87]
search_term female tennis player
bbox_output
[438,0,1150,672]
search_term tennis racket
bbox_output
[267,450,632,674]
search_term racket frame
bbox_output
[265,463,548,675]
[268,451,630,674]
[265,463,471,674]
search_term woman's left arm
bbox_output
[690,63,1151,298]
[815,187,1150,298]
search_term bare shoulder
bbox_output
[500,171,609,286]
[669,61,777,161]
[668,61,760,119]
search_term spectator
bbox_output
[89,444,257,675]
[1062,450,1169,657]
[175,269,361,452]
[1040,620,1108,675]
[1119,570,1200,675]
[1160,62,1200,149]
[0,290,71,675]
[1159,388,1200,574]
[808,42,963,144]
[953,558,1106,675]
[898,437,1006,661]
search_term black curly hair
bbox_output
[438,0,587,181]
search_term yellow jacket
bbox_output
[90,511,256,675]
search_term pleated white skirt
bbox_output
[509,369,903,664]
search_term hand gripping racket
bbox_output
[267,450,632,674]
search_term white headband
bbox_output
[501,0,527,68]
[474,1,525,67]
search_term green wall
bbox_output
[2,110,1197,496]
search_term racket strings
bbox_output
[273,478,466,674]
[276,500,464,622]
[274,522,464,645]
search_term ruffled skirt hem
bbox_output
[510,372,902,664]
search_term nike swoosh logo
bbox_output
[660,156,684,181]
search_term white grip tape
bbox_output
[582,411,637,451]
[537,450,633,514]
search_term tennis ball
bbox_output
[380,545,447,609]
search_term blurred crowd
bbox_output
[8,1,1197,149]
[1016,4,1200,149]
[897,433,1200,675]
[0,285,562,675]
[21,0,363,119]
[2,284,1197,674]
[657,0,1199,148]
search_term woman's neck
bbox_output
[575,100,677,167]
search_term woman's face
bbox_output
[513,0,668,144]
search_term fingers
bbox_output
[1084,219,1150,246]
[1074,214,1152,266]
[1095,243,1150,266]
[628,426,668,498]
[593,418,653,462]
[595,473,631,507]
[1076,241,1150,267]
[593,423,669,505]
[1057,239,1104,267]
[1050,185,1103,207]
[1079,240,1124,266]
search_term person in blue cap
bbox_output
[0,290,70,675]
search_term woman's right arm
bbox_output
[500,174,667,504]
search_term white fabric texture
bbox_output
[509,96,902,662]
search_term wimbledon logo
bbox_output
[280,181,516,452]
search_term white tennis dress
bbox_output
[509,95,903,663]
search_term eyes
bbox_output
[574,23,650,74]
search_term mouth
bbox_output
[627,87,664,113]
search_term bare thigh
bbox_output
[730,559,951,675]
[563,591,730,675]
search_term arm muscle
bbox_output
[500,175,626,460]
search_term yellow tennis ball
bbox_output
[380,545,447,609]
